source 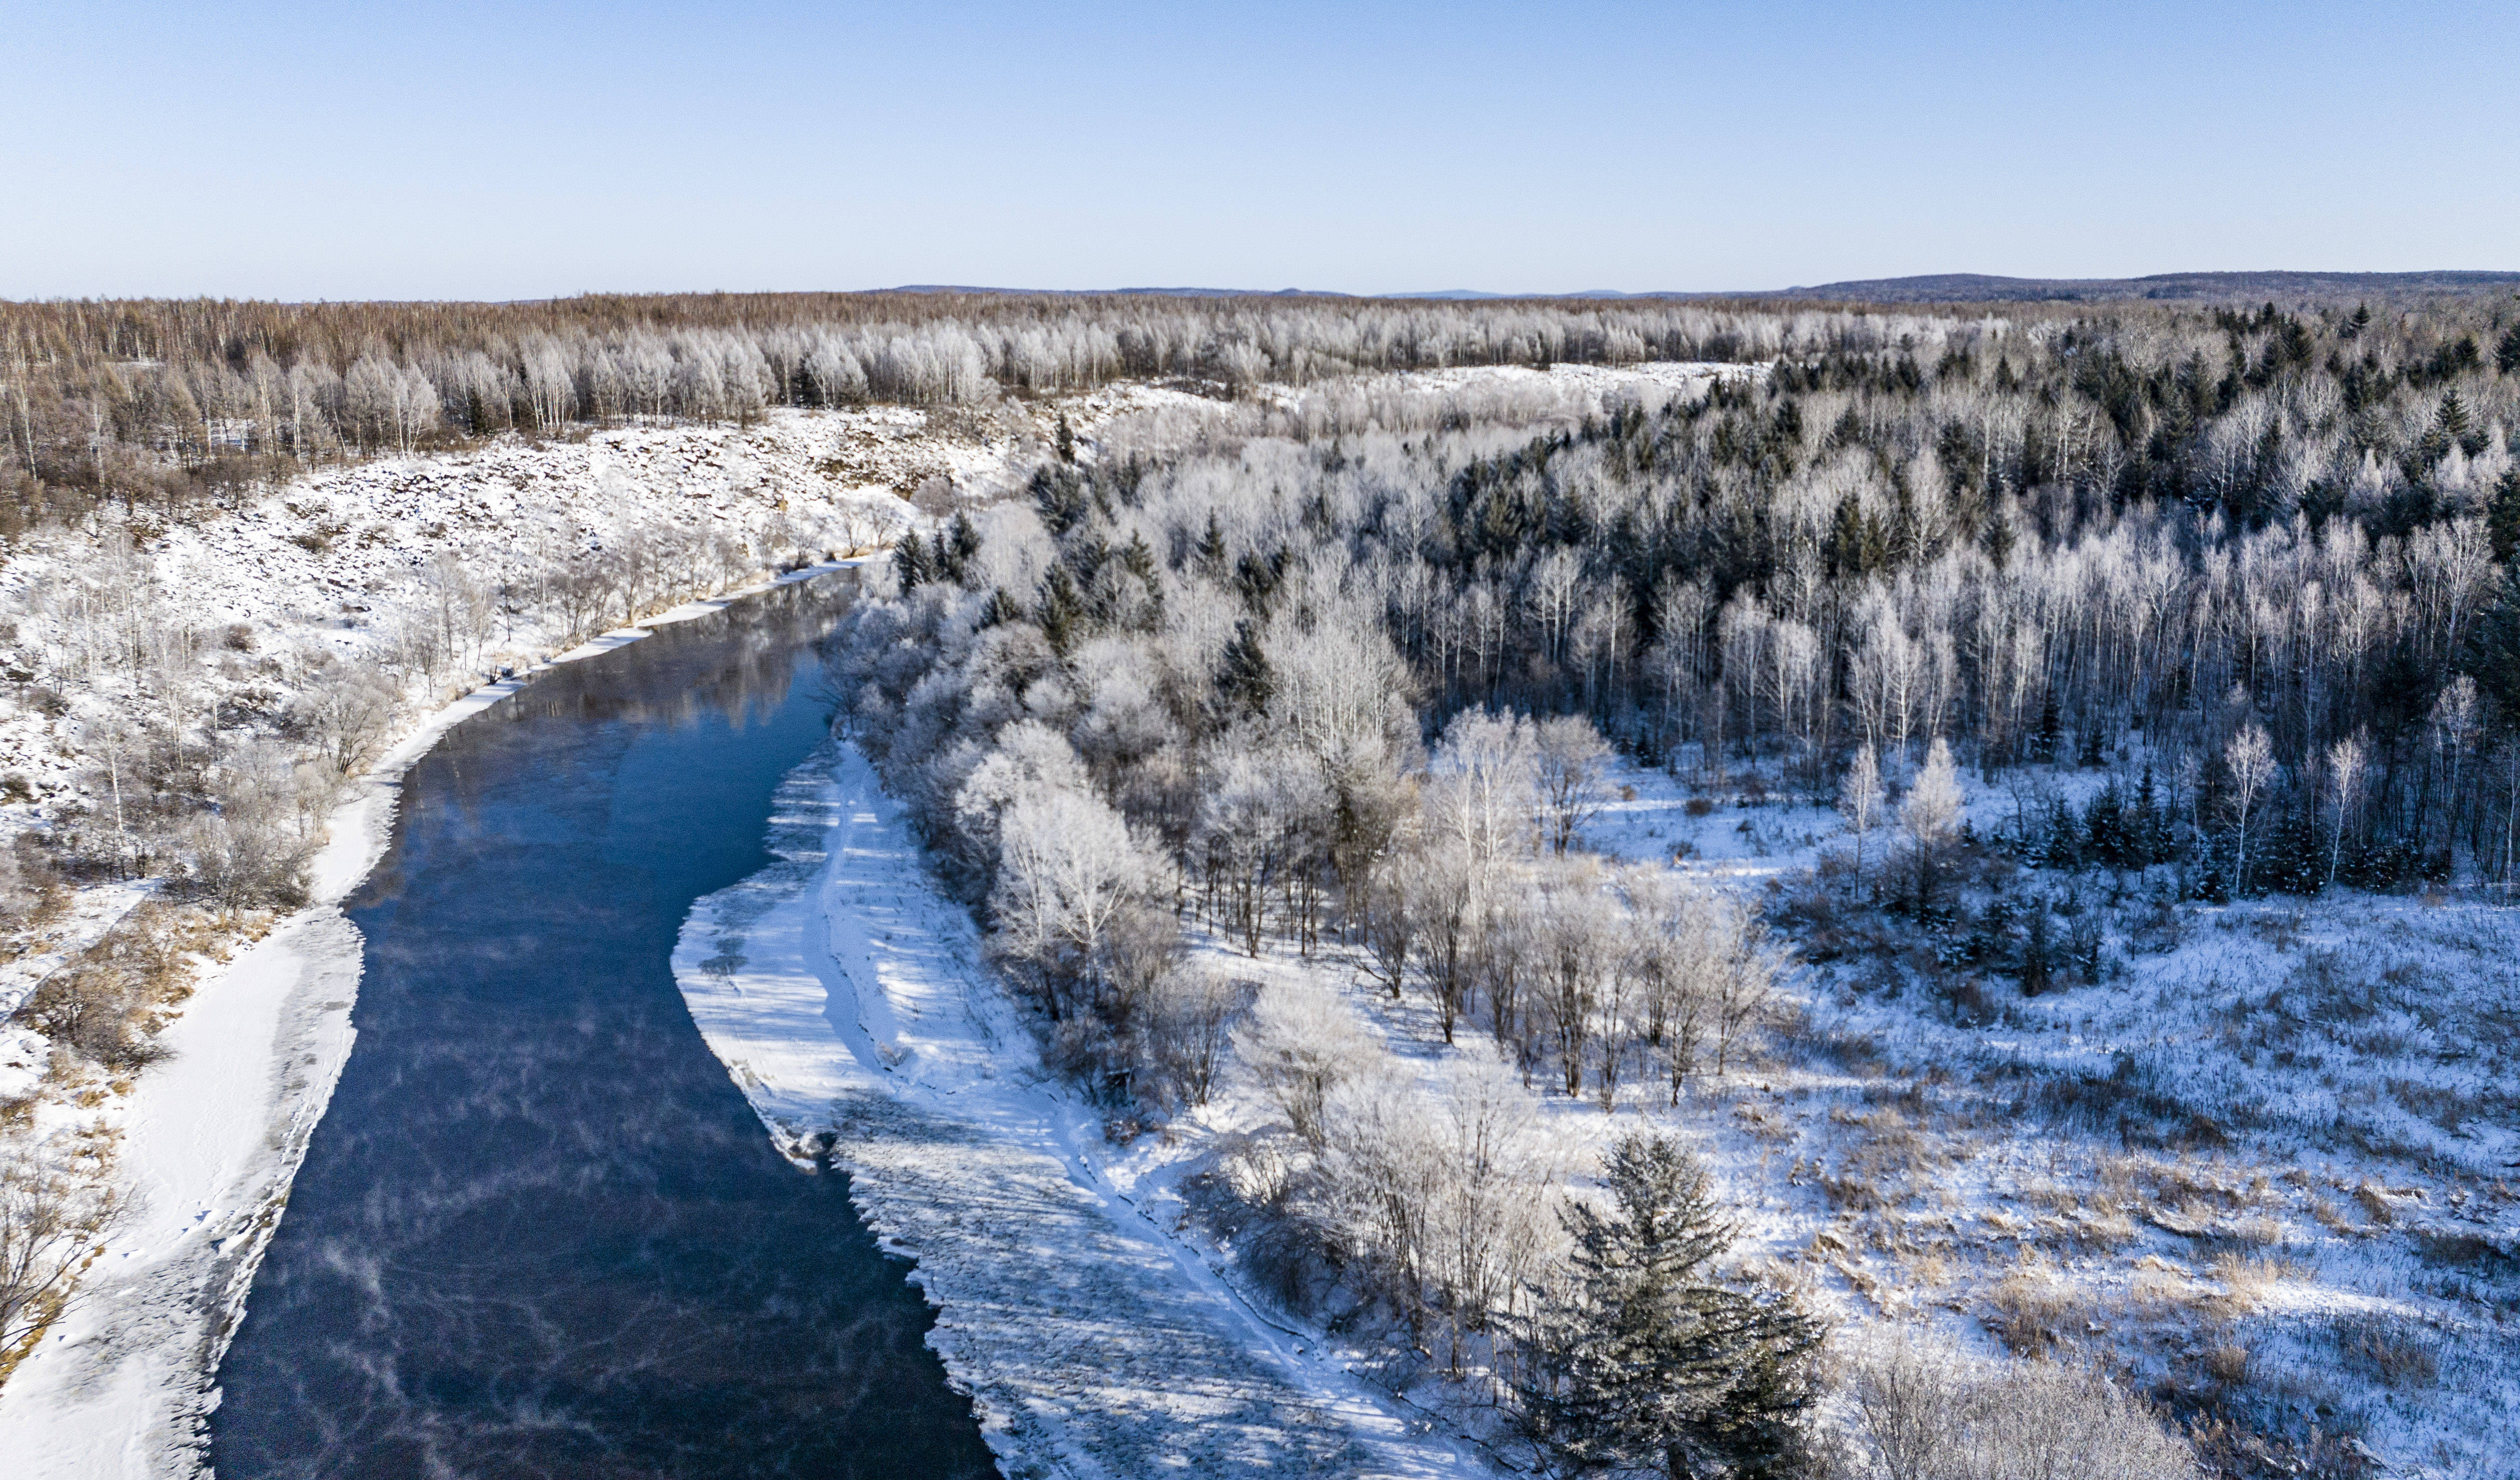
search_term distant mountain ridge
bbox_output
[891,271,2520,305]
[1725,270,2520,303]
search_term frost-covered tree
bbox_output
[1518,1134,1821,1480]
[1535,714,1614,854]
[1898,738,1963,913]
[1837,743,1884,879]
[2224,723,2276,896]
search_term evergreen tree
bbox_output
[946,510,982,574]
[1519,1135,1821,1480]
[2488,468,2520,566]
[893,528,932,590]
[2031,692,2061,764]
[2460,566,2520,728]
[1214,619,1275,721]
[2021,907,2053,996]
[2084,783,2129,868]
[2133,764,2164,866]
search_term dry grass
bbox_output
[1818,1104,1947,1212]
[2331,1312,2443,1391]
[2203,1250,2309,1317]
[2129,1258,2205,1319]
[1984,1251,2089,1356]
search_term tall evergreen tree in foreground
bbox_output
[1519,1135,1823,1479]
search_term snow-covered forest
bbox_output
[6,285,2520,1476]
[832,290,2520,1478]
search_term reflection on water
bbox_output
[209,576,999,1480]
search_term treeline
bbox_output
[10,289,2130,537]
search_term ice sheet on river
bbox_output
[673,744,1485,1480]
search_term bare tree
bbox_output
[1899,737,1963,913]
[2326,732,2367,890]
[1534,714,1614,854]
[1838,742,1884,880]
[2225,723,2275,896]
[0,1142,124,1361]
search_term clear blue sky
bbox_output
[4,0,2514,299]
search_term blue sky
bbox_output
[3,0,2514,299]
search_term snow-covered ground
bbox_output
[749,734,2516,1477]
[1430,751,2518,1477]
[0,360,1762,1475]
[0,562,861,1478]
[674,743,1499,1479]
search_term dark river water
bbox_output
[209,576,999,1480]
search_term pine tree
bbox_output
[1214,620,1274,720]
[2460,566,2520,729]
[2021,908,2053,996]
[2488,468,2520,566]
[2031,692,2061,764]
[2134,764,2163,867]
[1519,1135,1822,1480]
[893,528,932,590]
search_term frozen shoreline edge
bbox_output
[670,741,1497,1480]
[0,559,865,1480]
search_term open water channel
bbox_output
[208,575,999,1479]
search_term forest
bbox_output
[831,287,2520,1475]
[4,284,2519,1473]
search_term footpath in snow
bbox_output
[673,744,1495,1480]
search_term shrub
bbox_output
[1849,1342,2199,1480]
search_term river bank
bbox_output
[0,561,864,1479]
[672,742,1497,1479]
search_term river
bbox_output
[206,575,999,1479]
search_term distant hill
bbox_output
[893,273,2519,305]
[1738,270,2520,304]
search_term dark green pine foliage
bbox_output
[2021,908,2053,996]
[2084,783,2130,868]
[1214,620,1274,722]
[2030,692,2062,764]
[945,510,982,575]
[1035,565,1084,655]
[1519,1135,1822,1480]
[2488,468,2520,566]
[892,528,932,590]
[2462,565,2520,728]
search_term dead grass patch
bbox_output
[2331,1311,2442,1390]
[1983,1252,2088,1356]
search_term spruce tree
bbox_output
[1519,1135,1821,1480]
[2021,908,2053,996]
[892,528,932,590]
[2460,566,2520,729]
[2488,468,2520,566]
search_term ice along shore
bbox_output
[672,740,1498,1480]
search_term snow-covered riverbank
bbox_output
[673,743,1499,1479]
[0,562,860,1479]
